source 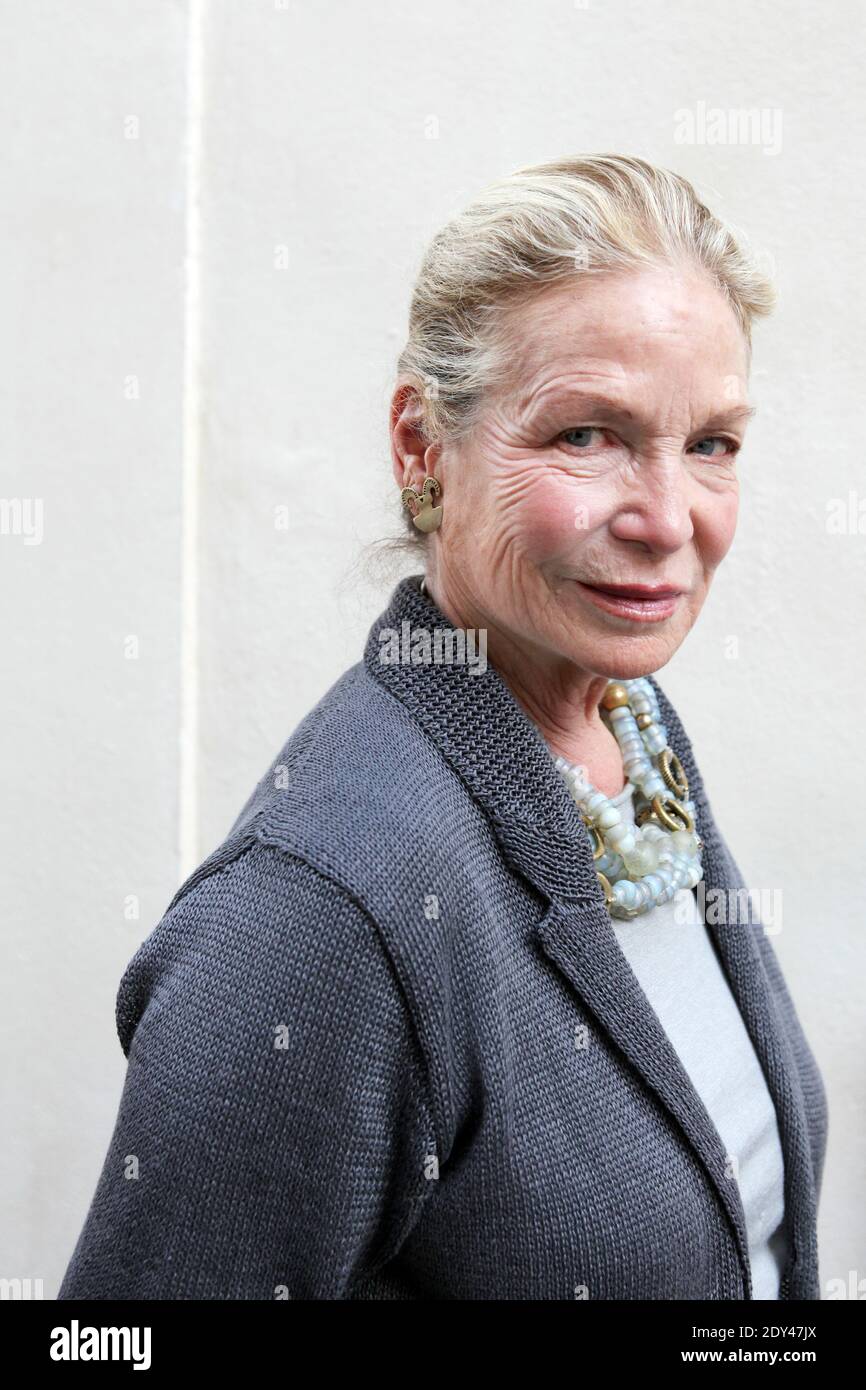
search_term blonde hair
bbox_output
[392,153,775,545]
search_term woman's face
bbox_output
[431,263,753,680]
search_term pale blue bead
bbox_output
[624,757,650,775]
[613,879,638,907]
[671,829,698,856]
[607,825,636,854]
[623,759,645,776]
[622,745,646,760]
[628,775,652,794]
[640,820,665,837]
[620,743,644,760]
[640,874,665,900]
[635,678,660,711]
[597,851,624,876]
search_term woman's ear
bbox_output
[390,382,433,490]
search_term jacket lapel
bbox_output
[365,573,816,1299]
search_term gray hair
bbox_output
[392,152,775,547]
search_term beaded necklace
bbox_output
[553,677,704,919]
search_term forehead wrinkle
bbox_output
[511,376,754,435]
[511,369,631,419]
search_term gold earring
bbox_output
[400,476,443,533]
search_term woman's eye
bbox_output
[559,426,606,449]
[689,435,739,458]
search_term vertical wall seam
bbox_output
[179,0,205,880]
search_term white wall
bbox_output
[0,0,190,1298]
[2,0,862,1299]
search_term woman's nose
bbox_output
[608,460,695,554]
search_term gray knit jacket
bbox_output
[58,573,828,1301]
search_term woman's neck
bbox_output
[424,573,628,800]
[496,653,628,799]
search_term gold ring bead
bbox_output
[596,870,614,906]
[658,747,689,799]
[650,796,694,833]
[579,813,605,861]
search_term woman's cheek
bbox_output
[512,473,608,562]
[699,488,739,567]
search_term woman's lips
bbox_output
[571,580,684,622]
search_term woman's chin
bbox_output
[554,621,691,680]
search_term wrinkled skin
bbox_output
[391,264,753,796]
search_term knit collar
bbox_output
[364,571,821,1300]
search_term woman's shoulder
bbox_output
[120,660,496,1034]
[221,658,496,905]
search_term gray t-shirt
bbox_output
[606,777,789,1299]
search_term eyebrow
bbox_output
[521,388,757,430]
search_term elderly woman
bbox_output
[59,154,827,1302]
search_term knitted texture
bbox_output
[58,574,828,1301]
